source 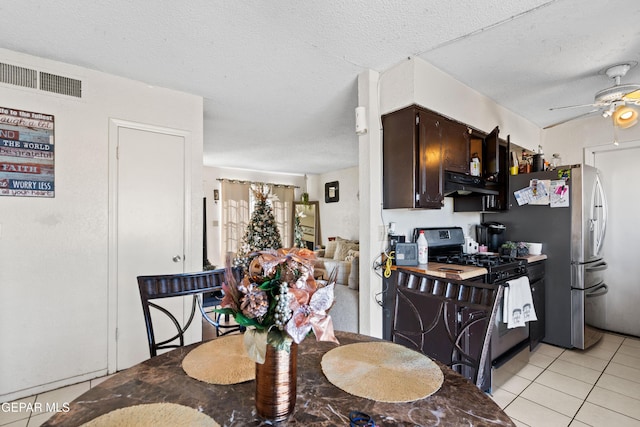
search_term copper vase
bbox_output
[255,342,298,422]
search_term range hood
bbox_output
[443,171,499,197]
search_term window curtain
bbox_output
[271,186,295,247]
[221,181,251,259]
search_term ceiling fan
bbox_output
[546,63,640,129]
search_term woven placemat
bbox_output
[321,341,444,403]
[81,402,219,426]
[182,334,255,385]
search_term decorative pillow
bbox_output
[344,249,360,263]
[324,240,338,259]
[334,242,358,261]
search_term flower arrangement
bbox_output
[218,248,338,363]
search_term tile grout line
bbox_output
[501,346,566,415]
[567,337,626,426]
[501,337,634,426]
[574,337,640,423]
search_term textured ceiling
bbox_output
[1,0,639,174]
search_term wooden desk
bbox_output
[43,332,514,426]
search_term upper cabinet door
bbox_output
[382,107,419,209]
[440,117,470,174]
[416,110,444,208]
[483,126,500,181]
[381,106,444,209]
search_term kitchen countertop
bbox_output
[518,254,547,263]
[392,262,487,280]
[391,254,547,281]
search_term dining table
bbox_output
[43,331,515,426]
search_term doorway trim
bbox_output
[107,118,193,373]
[584,139,640,166]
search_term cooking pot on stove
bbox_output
[476,222,507,253]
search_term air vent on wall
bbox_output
[0,62,38,89]
[40,72,82,98]
[0,62,82,98]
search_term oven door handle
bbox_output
[586,282,608,298]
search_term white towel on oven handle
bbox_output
[503,276,537,329]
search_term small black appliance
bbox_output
[476,222,507,252]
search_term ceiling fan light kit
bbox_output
[548,62,640,129]
[613,105,638,128]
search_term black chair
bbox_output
[389,269,503,389]
[137,267,244,358]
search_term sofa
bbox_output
[314,237,359,333]
[330,281,359,333]
[313,237,359,287]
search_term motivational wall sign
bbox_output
[0,106,55,197]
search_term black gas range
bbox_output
[412,227,531,392]
[414,227,527,284]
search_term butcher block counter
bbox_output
[389,255,547,281]
[391,262,487,280]
[518,254,547,263]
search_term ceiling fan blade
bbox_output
[543,109,600,130]
[623,89,640,100]
[549,102,600,111]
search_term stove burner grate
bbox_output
[435,253,517,267]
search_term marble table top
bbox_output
[43,331,514,426]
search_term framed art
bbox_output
[325,181,339,203]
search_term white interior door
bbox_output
[114,124,186,370]
[594,145,640,336]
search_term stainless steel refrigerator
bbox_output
[486,164,608,349]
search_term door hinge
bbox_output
[116,146,119,159]
[115,327,119,340]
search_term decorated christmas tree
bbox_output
[293,210,305,248]
[234,185,283,269]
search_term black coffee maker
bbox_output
[476,222,507,252]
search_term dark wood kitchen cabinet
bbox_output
[440,117,471,174]
[382,105,470,209]
[452,130,510,213]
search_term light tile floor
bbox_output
[0,376,113,426]
[0,318,223,427]
[2,332,639,426]
[490,332,640,427]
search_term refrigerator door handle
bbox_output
[593,173,607,257]
[586,283,608,298]
[586,261,608,272]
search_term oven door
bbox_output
[491,289,529,361]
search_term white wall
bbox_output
[315,166,359,244]
[542,114,640,164]
[358,57,542,337]
[0,49,203,401]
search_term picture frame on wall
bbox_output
[325,181,339,203]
